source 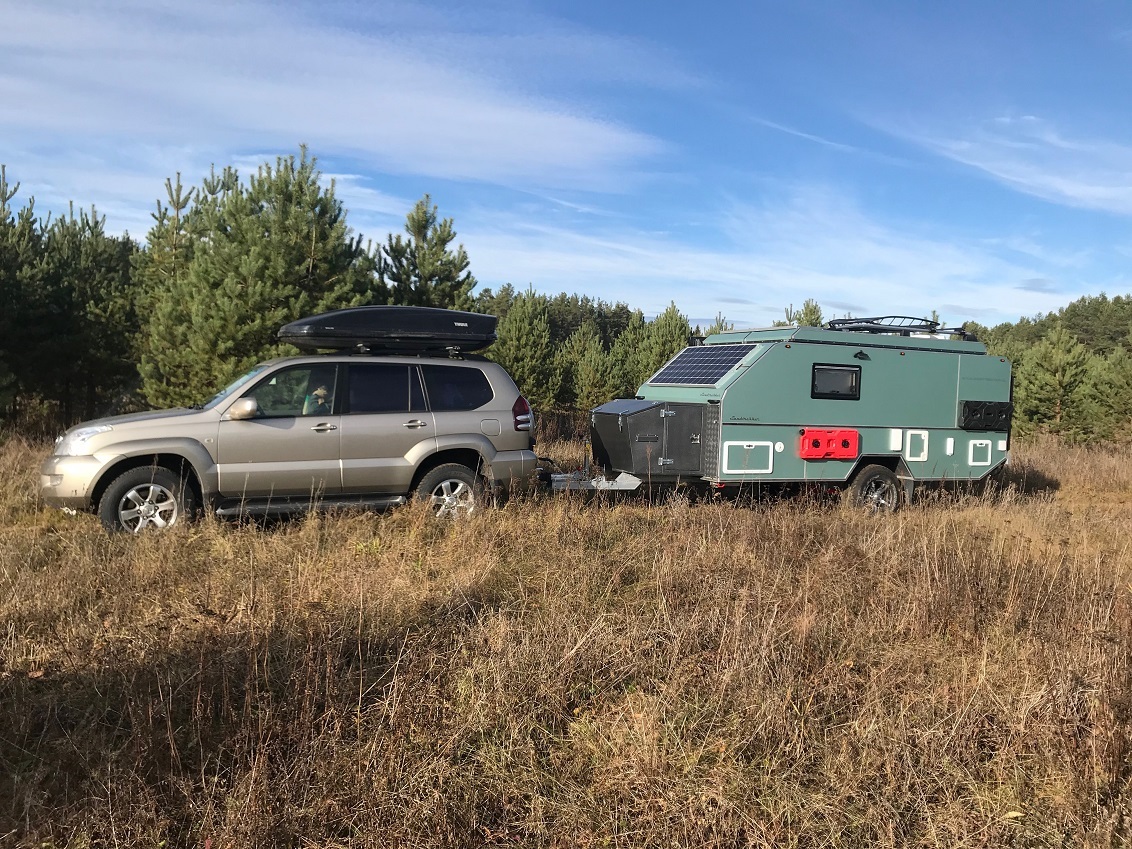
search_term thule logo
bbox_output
[453,322,468,327]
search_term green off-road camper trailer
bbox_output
[572,316,1012,509]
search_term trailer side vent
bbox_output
[959,400,1012,431]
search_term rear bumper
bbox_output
[486,449,540,492]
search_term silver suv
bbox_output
[40,332,537,531]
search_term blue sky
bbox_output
[4,0,1132,329]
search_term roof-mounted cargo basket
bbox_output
[824,315,978,341]
[279,306,497,355]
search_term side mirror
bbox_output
[224,398,259,421]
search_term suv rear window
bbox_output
[422,365,494,411]
[347,363,425,413]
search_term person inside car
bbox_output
[303,384,332,415]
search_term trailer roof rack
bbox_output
[824,315,977,341]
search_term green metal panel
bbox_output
[718,342,960,429]
[958,352,1013,404]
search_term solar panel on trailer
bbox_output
[648,344,757,385]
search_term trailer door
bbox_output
[660,403,704,474]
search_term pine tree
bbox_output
[38,207,138,420]
[490,290,558,411]
[638,303,692,380]
[704,311,734,336]
[0,166,137,423]
[555,320,615,410]
[380,195,476,309]
[138,149,382,407]
[1014,326,1095,438]
[473,283,518,323]
[1083,344,1132,442]
[776,298,824,327]
[608,310,649,397]
[0,166,34,414]
[132,174,195,316]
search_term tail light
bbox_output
[512,396,533,431]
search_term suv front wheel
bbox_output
[416,464,482,518]
[99,467,196,533]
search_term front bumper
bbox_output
[39,454,115,511]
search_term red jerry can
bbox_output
[798,428,860,460]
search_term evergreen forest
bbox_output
[2,148,1131,443]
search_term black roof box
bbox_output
[279,306,497,353]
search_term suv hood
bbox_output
[65,407,215,433]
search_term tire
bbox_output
[98,466,197,533]
[415,463,482,518]
[844,464,902,512]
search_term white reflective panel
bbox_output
[968,439,992,466]
[945,437,955,456]
[904,430,929,462]
[722,441,774,474]
[888,429,903,451]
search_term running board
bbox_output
[214,495,409,518]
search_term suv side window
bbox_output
[347,363,425,414]
[422,365,494,411]
[246,365,339,417]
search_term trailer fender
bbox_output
[847,455,915,502]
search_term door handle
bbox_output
[310,423,338,433]
[403,419,428,429]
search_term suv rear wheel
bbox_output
[416,463,481,518]
[99,467,196,532]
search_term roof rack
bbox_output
[328,343,474,359]
[824,315,978,341]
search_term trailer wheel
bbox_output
[416,463,482,518]
[845,464,901,512]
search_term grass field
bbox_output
[1,436,1130,847]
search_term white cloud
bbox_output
[749,118,862,154]
[458,185,1072,326]
[897,115,1132,215]
[0,0,667,191]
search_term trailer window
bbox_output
[812,365,860,400]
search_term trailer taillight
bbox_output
[513,396,533,431]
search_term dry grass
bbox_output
[1,434,1130,847]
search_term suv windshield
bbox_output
[203,365,270,409]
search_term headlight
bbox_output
[56,425,113,456]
